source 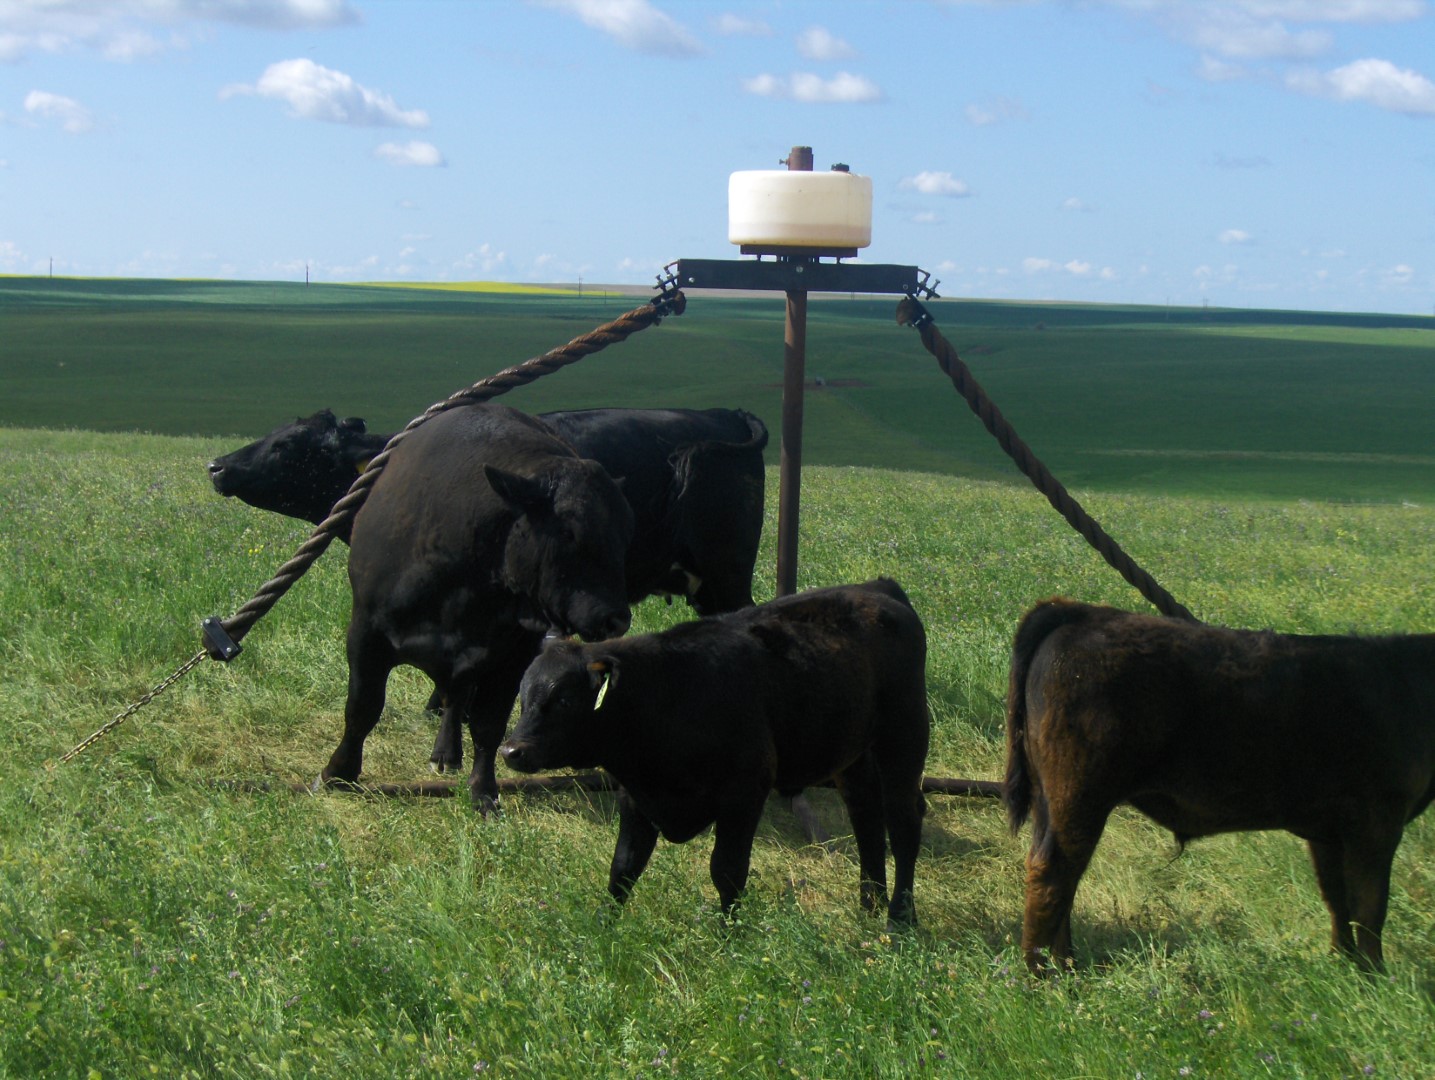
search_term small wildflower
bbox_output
[1179,1069,1192,1077]
[1363,1068,1375,1076]
[1198,1010,1213,1020]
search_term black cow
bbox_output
[207,406,767,610]
[321,404,634,812]
[208,406,769,771]
[1005,597,1435,974]
[499,578,930,927]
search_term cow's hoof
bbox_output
[471,795,502,818]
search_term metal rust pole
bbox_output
[777,285,808,596]
[775,145,813,597]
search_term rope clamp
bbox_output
[914,268,941,301]
[202,617,243,662]
[898,294,934,330]
[652,263,685,318]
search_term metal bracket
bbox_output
[914,268,941,301]
[652,263,685,319]
[202,616,243,662]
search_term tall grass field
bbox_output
[2,278,1434,1078]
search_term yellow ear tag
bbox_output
[594,673,610,710]
[356,457,373,475]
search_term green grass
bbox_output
[4,276,1433,502]
[3,281,1434,1076]
[3,426,1434,1078]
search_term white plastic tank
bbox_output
[728,167,873,250]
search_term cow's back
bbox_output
[349,405,571,595]
[1021,603,1435,839]
[540,407,767,611]
[734,579,929,791]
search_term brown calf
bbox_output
[1004,597,1435,973]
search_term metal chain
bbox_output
[59,648,209,762]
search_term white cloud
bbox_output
[374,140,445,166]
[1197,53,1249,81]
[912,211,943,224]
[899,170,971,197]
[101,29,165,61]
[964,96,1028,125]
[712,13,772,36]
[1220,228,1254,244]
[742,71,882,102]
[1180,10,1331,59]
[1230,2,1424,20]
[1288,57,1435,114]
[1061,196,1095,212]
[222,59,430,127]
[796,26,856,60]
[24,90,94,133]
[456,244,508,274]
[534,0,703,57]
[1022,256,1114,278]
[0,0,358,61]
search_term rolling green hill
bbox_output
[3,275,1432,502]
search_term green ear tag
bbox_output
[594,673,610,710]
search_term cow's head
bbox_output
[501,638,617,773]
[486,458,634,643]
[207,410,382,524]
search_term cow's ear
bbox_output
[587,657,619,689]
[484,465,552,515]
[339,416,367,433]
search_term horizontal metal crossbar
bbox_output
[673,257,923,295]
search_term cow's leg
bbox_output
[709,799,766,917]
[428,684,464,774]
[1022,796,1107,975]
[835,756,890,917]
[463,636,540,815]
[1307,838,1357,957]
[874,705,930,930]
[1341,827,1402,972]
[880,775,926,930]
[424,684,444,714]
[609,789,660,904]
[688,576,753,618]
[320,624,395,789]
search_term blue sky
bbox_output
[3,0,1433,314]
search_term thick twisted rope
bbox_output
[218,293,686,645]
[62,293,684,762]
[897,297,1196,622]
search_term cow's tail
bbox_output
[1004,597,1089,836]
[735,410,771,454]
[666,411,769,499]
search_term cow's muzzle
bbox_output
[498,740,543,774]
